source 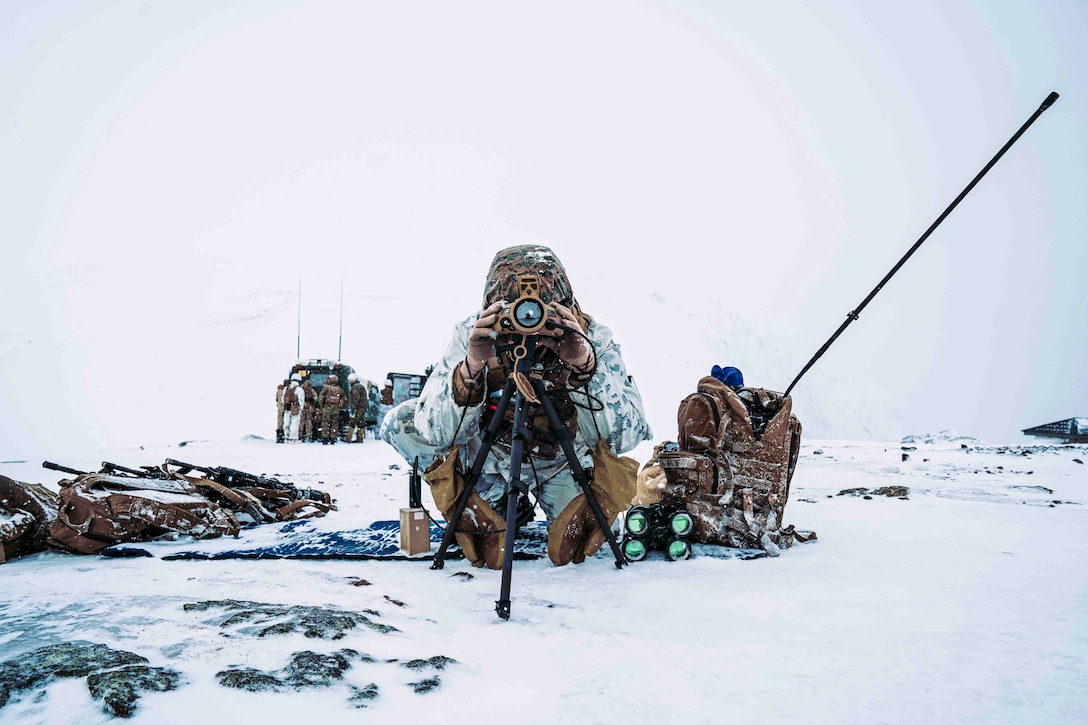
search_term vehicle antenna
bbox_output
[296,276,302,358]
[338,276,344,361]
[783,91,1060,399]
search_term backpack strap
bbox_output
[693,392,724,495]
[694,392,723,432]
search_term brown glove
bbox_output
[423,447,507,569]
[547,441,638,565]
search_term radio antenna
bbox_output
[338,277,344,361]
[784,91,1059,398]
[296,276,302,358]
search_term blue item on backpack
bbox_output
[710,365,744,388]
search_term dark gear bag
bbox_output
[655,376,813,555]
[47,474,240,555]
[1,476,60,564]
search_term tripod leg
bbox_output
[431,378,518,570]
[496,389,530,620]
[531,378,627,569]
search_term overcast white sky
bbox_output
[2,0,1085,458]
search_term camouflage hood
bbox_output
[482,245,590,326]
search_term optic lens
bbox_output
[669,511,693,536]
[513,299,544,328]
[666,539,692,561]
[625,510,650,536]
[623,538,648,562]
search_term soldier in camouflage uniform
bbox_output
[317,374,346,445]
[347,375,368,443]
[275,380,289,443]
[283,377,303,442]
[299,379,317,442]
[381,245,651,565]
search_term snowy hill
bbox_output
[0,268,917,463]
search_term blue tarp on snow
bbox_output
[103,518,767,561]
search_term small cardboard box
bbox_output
[399,507,431,556]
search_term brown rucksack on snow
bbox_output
[47,474,240,555]
[649,376,813,555]
[0,476,60,564]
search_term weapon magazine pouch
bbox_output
[46,474,239,555]
[547,440,639,566]
[422,446,506,570]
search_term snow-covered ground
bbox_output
[2,434,1086,723]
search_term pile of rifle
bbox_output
[0,460,335,562]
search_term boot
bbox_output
[346,426,356,443]
[276,430,285,444]
[548,441,639,565]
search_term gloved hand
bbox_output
[551,303,594,372]
[462,300,505,379]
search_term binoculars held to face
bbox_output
[492,274,560,336]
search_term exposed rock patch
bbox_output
[872,486,910,498]
[217,649,377,702]
[86,665,181,718]
[348,683,380,708]
[0,642,178,718]
[401,655,457,672]
[409,676,442,693]
[183,599,398,638]
[836,486,910,499]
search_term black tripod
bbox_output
[430,335,626,620]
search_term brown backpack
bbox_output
[323,385,344,407]
[47,474,240,555]
[1,476,60,564]
[284,386,300,414]
[652,376,811,554]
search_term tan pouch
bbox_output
[423,447,507,569]
[547,441,639,565]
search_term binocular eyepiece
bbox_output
[622,504,694,562]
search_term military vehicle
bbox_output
[382,370,431,406]
[374,369,432,431]
[287,361,430,439]
[288,359,358,439]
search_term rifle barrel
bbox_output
[164,458,214,475]
[42,461,87,476]
[101,461,146,477]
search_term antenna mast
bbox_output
[296,277,302,358]
[783,91,1060,398]
[338,276,344,361]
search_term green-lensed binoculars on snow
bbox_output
[621,504,694,562]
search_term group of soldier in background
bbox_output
[275,374,370,445]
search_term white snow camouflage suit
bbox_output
[380,249,652,523]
